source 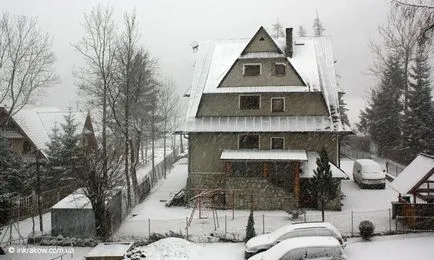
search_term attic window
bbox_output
[259,37,265,41]
[243,64,261,76]
[275,63,286,76]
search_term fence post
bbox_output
[388,208,392,233]
[351,211,354,237]
[186,217,189,240]
[148,218,151,237]
[262,214,265,234]
[225,215,227,238]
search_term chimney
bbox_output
[285,28,293,57]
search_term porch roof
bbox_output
[301,151,349,179]
[220,149,308,161]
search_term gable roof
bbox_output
[390,154,434,195]
[184,26,349,133]
[12,106,90,157]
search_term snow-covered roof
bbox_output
[51,188,92,209]
[220,149,307,161]
[301,151,349,179]
[184,27,349,133]
[390,154,434,195]
[181,116,347,133]
[12,106,88,156]
[86,242,134,258]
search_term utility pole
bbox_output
[36,151,43,232]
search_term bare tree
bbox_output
[158,78,180,178]
[0,13,57,120]
[73,3,116,183]
[77,142,123,240]
[370,7,424,109]
[392,0,434,43]
[271,20,285,38]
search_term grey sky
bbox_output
[1,0,391,124]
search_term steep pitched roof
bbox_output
[12,106,90,156]
[184,26,350,133]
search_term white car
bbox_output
[244,222,344,259]
[248,236,347,260]
[352,159,386,189]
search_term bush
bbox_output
[359,220,375,240]
[244,208,256,242]
[147,230,184,244]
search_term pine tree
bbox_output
[313,11,325,37]
[402,45,434,163]
[0,135,27,196]
[361,53,404,161]
[297,25,307,37]
[45,109,82,185]
[245,207,256,242]
[339,93,350,127]
[311,147,339,222]
[271,20,285,38]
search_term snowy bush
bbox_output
[359,220,375,240]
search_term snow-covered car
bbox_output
[352,159,386,189]
[248,236,347,260]
[244,222,344,259]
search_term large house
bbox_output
[0,106,96,161]
[180,27,351,210]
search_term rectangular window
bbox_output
[271,137,284,149]
[240,95,260,110]
[239,134,260,149]
[243,64,261,76]
[271,97,285,112]
[275,63,286,76]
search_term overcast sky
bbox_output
[1,0,391,125]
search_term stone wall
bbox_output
[226,177,297,210]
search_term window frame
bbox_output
[243,63,262,76]
[239,95,261,110]
[271,97,285,112]
[275,62,286,76]
[238,134,260,150]
[271,137,285,150]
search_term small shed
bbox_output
[390,153,434,203]
[51,188,96,238]
[85,242,134,260]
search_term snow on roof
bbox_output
[12,106,88,156]
[86,242,134,258]
[51,188,92,209]
[302,151,349,179]
[390,154,434,195]
[260,236,341,260]
[220,149,307,161]
[184,27,349,133]
[180,116,346,133]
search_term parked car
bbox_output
[245,222,344,259]
[248,236,347,260]
[352,159,386,189]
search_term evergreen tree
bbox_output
[271,20,285,38]
[402,45,434,163]
[339,93,351,127]
[360,53,404,160]
[245,208,256,242]
[44,109,82,185]
[311,147,339,222]
[0,135,28,196]
[313,11,325,37]
[297,25,307,37]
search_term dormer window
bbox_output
[243,63,261,76]
[275,63,286,76]
[240,95,260,110]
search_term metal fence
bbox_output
[114,207,413,242]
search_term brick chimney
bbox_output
[285,28,293,57]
